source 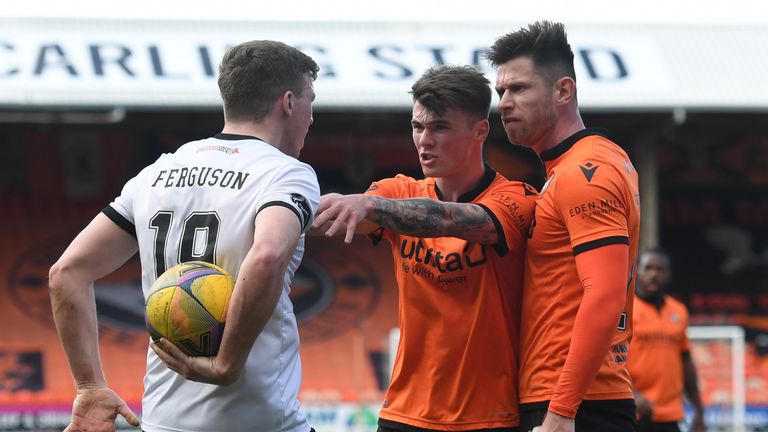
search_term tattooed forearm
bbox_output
[367,196,498,244]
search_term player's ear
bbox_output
[281,90,294,115]
[554,76,576,106]
[475,118,490,141]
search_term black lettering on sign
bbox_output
[35,44,78,76]
[296,44,337,78]
[369,45,412,80]
[90,44,134,76]
[199,45,216,77]
[149,45,188,79]
[417,46,450,65]
[1,42,19,76]
[579,48,628,80]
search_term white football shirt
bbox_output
[104,133,319,432]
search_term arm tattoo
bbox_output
[367,196,498,243]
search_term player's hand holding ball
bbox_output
[146,261,236,385]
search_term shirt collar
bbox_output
[434,163,497,203]
[214,133,265,142]
[539,128,608,162]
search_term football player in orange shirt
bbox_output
[628,248,705,432]
[319,21,641,432]
[486,21,641,432]
[314,65,542,432]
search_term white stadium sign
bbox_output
[0,19,766,110]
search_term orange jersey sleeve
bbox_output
[365,175,416,200]
[548,243,630,418]
[552,156,633,250]
[474,181,537,255]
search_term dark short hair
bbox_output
[218,40,319,123]
[485,21,576,85]
[410,65,491,121]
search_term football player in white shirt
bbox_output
[49,40,320,432]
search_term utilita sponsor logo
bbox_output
[399,239,487,273]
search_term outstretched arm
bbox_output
[49,213,141,430]
[313,193,498,244]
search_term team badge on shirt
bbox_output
[291,193,312,230]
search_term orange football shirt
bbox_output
[627,296,691,422]
[367,167,536,430]
[520,129,640,410]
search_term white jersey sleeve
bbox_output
[257,162,319,234]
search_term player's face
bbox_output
[637,253,671,297]
[286,75,315,158]
[411,102,484,179]
[495,56,558,154]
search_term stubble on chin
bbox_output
[505,130,526,147]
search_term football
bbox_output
[145,261,234,356]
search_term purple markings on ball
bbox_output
[177,269,220,285]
